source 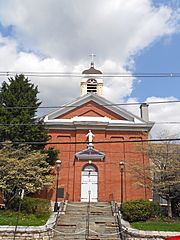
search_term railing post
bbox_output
[85,190,91,239]
[110,200,125,240]
[117,206,125,240]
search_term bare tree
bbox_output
[130,141,180,218]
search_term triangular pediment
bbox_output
[45,94,140,122]
[79,109,105,118]
[75,147,105,160]
[55,100,126,120]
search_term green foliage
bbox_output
[22,197,51,217]
[7,196,51,217]
[122,199,160,222]
[41,147,59,166]
[0,209,50,226]
[0,144,53,207]
[131,219,180,232]
[0,74,48,148]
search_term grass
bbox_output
[131,218,180,232]
[0,209,51,226]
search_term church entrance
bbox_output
[81,164,98,202]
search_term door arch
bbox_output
[81,164,98,202]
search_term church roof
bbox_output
[44,93,154,132]
[75,147,105,160]
[82,62,102,74]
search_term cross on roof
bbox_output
[89,54,96,67]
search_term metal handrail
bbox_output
[85,190,91,239]
[111,200,125,240]
[54,201,65,226]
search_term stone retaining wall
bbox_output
[121,218,180,239]
[0,212,58,240]
[124,226,180,239]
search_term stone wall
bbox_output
[0,212,58,240]
[121,218,180,240]
[124,226,180,239]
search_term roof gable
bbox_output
[45,93,141,122]
[55,100,126,120]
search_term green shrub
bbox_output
[41,147,59,166]
[7,197,20,211]
[122,199,160,222]
[21,197,51,217]
[7,196,51,217]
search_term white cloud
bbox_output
[0,0,179,105]
[147,96,180,137]
[0,34,134,107]
[124,96,180,137]
[0,1,180,136]
[0,0,179,64]
[0,35,78,109]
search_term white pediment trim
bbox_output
[44,93,149,124]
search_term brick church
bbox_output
[44,61,154,203]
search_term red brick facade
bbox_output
[44,95,153,203]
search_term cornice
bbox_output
[45,121,154,132]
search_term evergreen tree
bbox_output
[0,74,48,148]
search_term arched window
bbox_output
[82,164,98,173]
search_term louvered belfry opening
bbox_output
[87,79,97,93]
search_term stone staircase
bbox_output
[53,202,120,240]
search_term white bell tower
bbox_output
[80,55,103,96]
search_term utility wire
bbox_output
[0,72,180,78]
[1,138,180,145]
[35,149,180,155]
[0,99,180,109]
[0,122,180,126]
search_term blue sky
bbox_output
[0,0,180,136]
[133,0,180,102]
[133,33,180,101]
[0,23,13,37]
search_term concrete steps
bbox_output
[53,202,120,240]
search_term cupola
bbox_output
[80,59,103,96]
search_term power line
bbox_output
[38,149,180,155]
[1,138,180,145]
[0,122,180,126]
[155,122,180,124]
[0,71,180,78]
[0,99,180,109]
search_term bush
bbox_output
[41,147,59,166]
[122,199,160,222]
[21,197,51,217]
[8,196,51,217]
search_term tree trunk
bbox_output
[167,198,172,218]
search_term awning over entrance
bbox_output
[75,147,105,161]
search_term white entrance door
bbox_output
[81,165,98,202]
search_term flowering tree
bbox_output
[0,144,53,208]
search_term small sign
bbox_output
[57,188,64,198]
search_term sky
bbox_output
[0,0,180,137]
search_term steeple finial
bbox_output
[89,53,96,68]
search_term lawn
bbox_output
[131,219,180,232]
[0,210,51,226]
